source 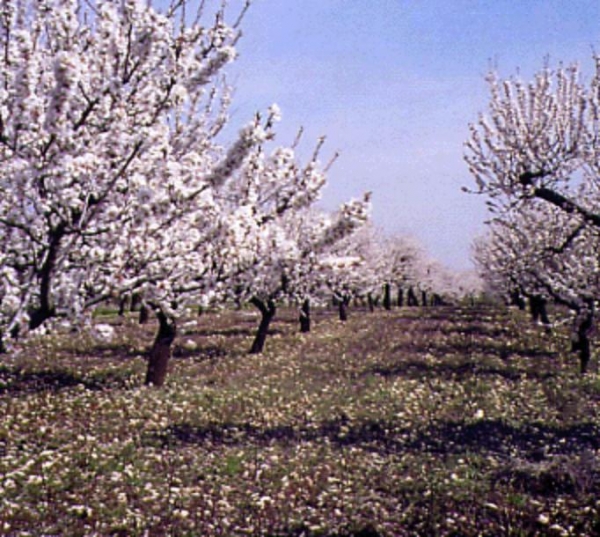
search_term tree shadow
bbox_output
[369,360,527,382]
[408,420,600,459]
[266,526,381,537]
[193,327,256,337]
[193,326,286,338]
[152,416,600,463]
[58,343,142,360]
[367,359,557,382]
[390,338,559,362]
[440,323,511,338]
[173,344,228,361]
[0,366,133,396]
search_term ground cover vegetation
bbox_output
[1,303,600,536]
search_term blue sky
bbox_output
[220,1,600,269]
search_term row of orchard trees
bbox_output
[0,0,462,387]
[0,0,375,386]
[467,58,600,373]
[322,223,477,321]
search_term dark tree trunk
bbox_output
[529,295,551,332]
[118,295,128,317]
[397,287,404,307]
[383,283,392,310]
[249,297,276,354]
[407,287,418,306]
[339,300,348,322]
[539,300,552,333]
[421,290,428,307]
[529,297,540,322]
[571,304,594,374]
[145,310,177,387]
[367,293,375,313]
[29,223,66,331]
[139,304,149,324]
[0,333,6,354]
[130,293,142,312]
[28,306,55,331]
[299,298,311,333]
[510,289,526,310]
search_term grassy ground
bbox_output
[1,305,599,536]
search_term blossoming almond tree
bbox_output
[0,0,249,336]
[279,195,371,335]
[466,57,600,372]
[473,202,600,372]
[215,142,371,352]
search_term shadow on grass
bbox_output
[0,367,134,396]
[193,326,286,338]
[367,360,556,382]
[266,526,381,537]
[59,342,142,360]
[389,338,559,363]
[439,323,511,338]
[155,417,600,463]
[173,344,228,360]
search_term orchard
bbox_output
[0,1,599,536]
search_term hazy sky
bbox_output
[219,1,600,269]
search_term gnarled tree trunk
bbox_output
[529,295,551,333]
[407,287,418,306]
[299,298,311,333]
[571,303,595,374]
[249,297,276,354]
[510,289,526,310]
[118,295,128,317]
[139,303,149,324]
[145,309,177,387]
[383,283,392,310]
[130,293,142,312]
[337,294,350,322]
[397,287,404,307]
[367,293,375,313]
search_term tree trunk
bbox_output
[339,300,348,322]
[571,304,594,374]
[118,295,128,316]
[130,293,142,312]
[299,298,311,333]
[529,295,551,332]
[367,293,375,313]
[539,300,552,334]
[510,289,526,310]
[145,310,177,387]
[421,290,428,307]
[397,287,404,307]
[407,287,418,306]
[28,223,66,331]
[383,283,392,310]
[139,304,149,324]
[529,296,540,322]
[249,297,276,354]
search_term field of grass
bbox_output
[1,305,599,536]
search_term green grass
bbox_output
[1,305,599,536]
